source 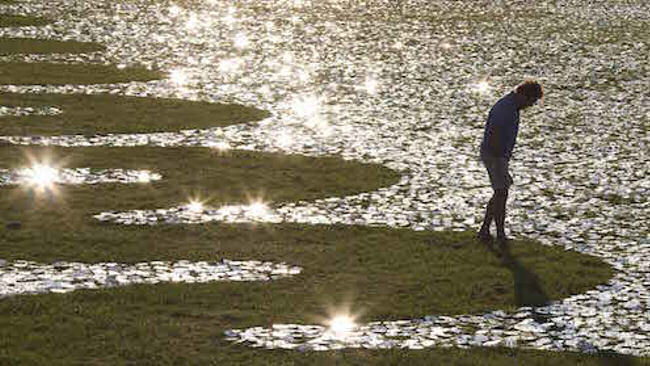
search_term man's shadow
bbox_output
[484,242,637,366]
[484,241,550,312]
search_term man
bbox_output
[477,80,543,245]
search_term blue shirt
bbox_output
[480,92,520,159]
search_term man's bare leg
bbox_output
[494,188,509,243]
[478,195,495,240]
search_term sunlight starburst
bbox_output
[136,171,152,183]
[21,163,58,190]
[247,200,270,218]
[291,94,320,118]
[169,68,189,85]
[234,32,249,49]
[187,200,204,213]
[364,76,379,95]
[473,80,490,94]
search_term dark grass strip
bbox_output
[0,38,105,55]
[0,62,162,86]
[0,146,399,214]
[0,14,50,27]
[0,93,268,135]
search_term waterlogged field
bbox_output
[0,0,648,364]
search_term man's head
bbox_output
[514,80,543,110]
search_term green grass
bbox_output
[0,93,268,135]
[0,228,620,365]
[0,145,400,226]
[0,145,616,364]
[0,145,610,312]
[0,3,635,364]
[5,284,649,366]
[0,38,105,55]
[0,62,162,86]
[0,14,50,27]
[598,193,636,205]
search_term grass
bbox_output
[0,2,638,364]
[0,93,268,135]
[0,38,105,55]
[0,227,620,365]
[0,145,610,317]
[0,14,50,27]
[0,145,616,364]
[598,193,635,205]
[0,62,162,86]
[5,285,650,365]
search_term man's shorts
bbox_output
[482,156,513,190]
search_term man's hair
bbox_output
[515,80,544,103]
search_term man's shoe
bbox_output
[496,236,513,247]
[476,231,493,242]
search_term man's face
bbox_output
[521,96,538,109]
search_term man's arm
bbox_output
[486,124,501,156]
[486,105,517,158]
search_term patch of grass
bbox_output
[541,188,554,198]
[0,38,105,55]
[0,145,400,216]
[0,145,610,312]
[0,93,268,135]
[599,193,634,205]
[0,227,616,365]
[0,14,50,27]
[3,294,649,366]
[0,137,614,365]
[0,145,612,326]
[243,348,650,366]
[0,62,161,85]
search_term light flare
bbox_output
[257,85,272,98]
[207,141,231,151]
[185,13,199,29]
[21,163,58,190]
[297,69,311,83]
[305,116,332,136]
[364,76,379,95]
[169,68,189,85]
[282,51,294,64]
[279,64,292,77]
[247,200,269,218]
[473,80,490,94]
[327,314,357,337]
[219,58,241,74]
[187,200,204,213]
[136,171,152,183]
[223,6,237,25]
[276,131,293,147]
[169,5,181,17]
[234,32,249,49]
[291,94,320,118]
